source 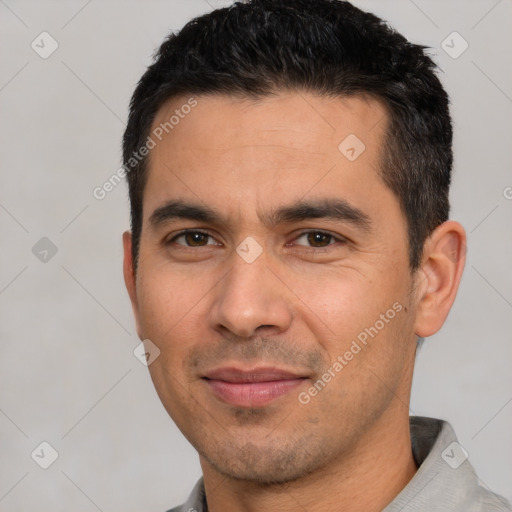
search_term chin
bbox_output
[201,439,328,485]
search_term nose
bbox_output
[209,252,293,339]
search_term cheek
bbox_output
[297,269,413,377]
[135,266,205,345]
[291,269,394,338]
[136,269,210,412]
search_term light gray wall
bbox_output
[0,1,510,510]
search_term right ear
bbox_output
[412,221,466,338]
[122,231,142,339]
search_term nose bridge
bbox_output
[210,249,292,338]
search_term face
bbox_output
[125,92,421,483]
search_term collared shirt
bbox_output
[167,416,511,512]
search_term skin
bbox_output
[123,91,466,512]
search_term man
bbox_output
[121,1,511,510]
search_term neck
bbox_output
[201,409,418,512]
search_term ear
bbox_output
[413,221,466,338]
[123,231,143,339]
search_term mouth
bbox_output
[202,366,309,408]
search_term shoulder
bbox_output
[479,491,512,512]
[165,477,206,512]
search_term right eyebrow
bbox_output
[148,200,223,228]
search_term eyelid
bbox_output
[289,229,348,246]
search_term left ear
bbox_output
[413,221,466,338]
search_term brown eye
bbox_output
[183,232,209,246]
[306,232,333,247]
[169,230,216,247]
[294,231,341,248]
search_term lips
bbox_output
[202,367,308,407]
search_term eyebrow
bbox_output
[149,198,372,232]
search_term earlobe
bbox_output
[413,221,467,338]
[122,231,143,339]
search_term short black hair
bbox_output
[123,0,452,271]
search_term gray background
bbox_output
[0,0,511,510]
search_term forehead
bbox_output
[143,91,394,223]
[151,91,388,154]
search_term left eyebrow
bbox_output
[148,197,372,233]
[261,198,372,232]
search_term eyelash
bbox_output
[166,229,347,250]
